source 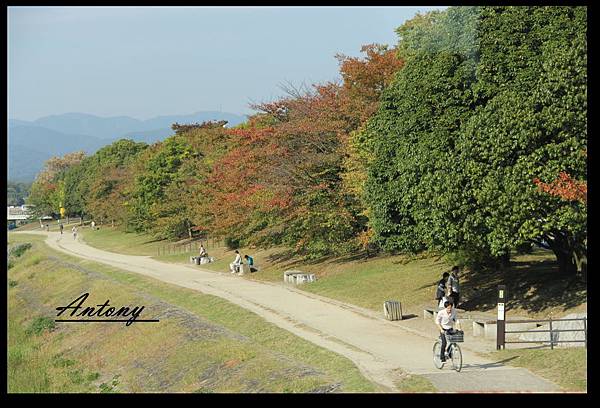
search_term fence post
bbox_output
[497,285,506,350]
[549,319,554,350]
[583,318,587,349]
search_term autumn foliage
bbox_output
[534,172,587,204]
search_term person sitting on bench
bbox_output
[244,255,257,273]
[230,250,242,273]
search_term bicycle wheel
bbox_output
[432,341,444,369]
[450,343,462,372]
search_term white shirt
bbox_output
[438,296,450,310]
[436,308,457,330]
[233,253,241,264]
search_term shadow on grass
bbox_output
[461,257,587,315]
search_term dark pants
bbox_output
[450,291,460,307]
[440,328,454,361]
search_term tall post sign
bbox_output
[497,285,506,350]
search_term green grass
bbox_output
[8,233,378,393]
[486,348,587,392]
[78,227,166,256]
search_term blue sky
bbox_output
[8,6,445,120]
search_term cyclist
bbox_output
[435,300,458,362]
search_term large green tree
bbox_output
[459,6,587,274]
[363,6,587,274]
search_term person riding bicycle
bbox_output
[435,300,458,362]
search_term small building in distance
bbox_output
[7,205,49,229]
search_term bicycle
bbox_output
[432,330,463,372]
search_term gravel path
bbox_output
[14,231,561,393]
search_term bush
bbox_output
[9,243,32,258]
[26,316,56,336]
[224,236,241,250]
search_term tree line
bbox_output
[27,6,587,277]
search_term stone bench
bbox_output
[472,319,497,338]
[237,264,260,275]
[283,270,316,284]
[472,319,543,339]
[423,308,436,321]
[190,256,214,265]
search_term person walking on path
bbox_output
[91,220,96,230]
[59,223,64,235]
[230,250,242,274]
[435,272,449,303]
[448,266,461,308]
[72,226,78,240]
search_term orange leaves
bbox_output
[226,127,276,142]
[534,172,587,203]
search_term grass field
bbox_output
[8,233,379,393]
[485,348,587,392]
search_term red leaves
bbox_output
[226,127,275,142]
[534,172,587,203]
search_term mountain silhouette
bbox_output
[7,111,247,182]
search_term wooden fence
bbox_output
[157,237,221,257]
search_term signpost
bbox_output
[497,285,506,350]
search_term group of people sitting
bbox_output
[192,244,256,273]
[229,250,257,274]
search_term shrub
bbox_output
[224,236,241,251]
[9,243,32,258]
[26,316,56,336]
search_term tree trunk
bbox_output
[554,250,577,276]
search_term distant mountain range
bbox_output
[7,111,247,182]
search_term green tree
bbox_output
[363,6,587,274]
[459,6,587,274]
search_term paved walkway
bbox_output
[15,231,560,392]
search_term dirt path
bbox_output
[15,231,560,392]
